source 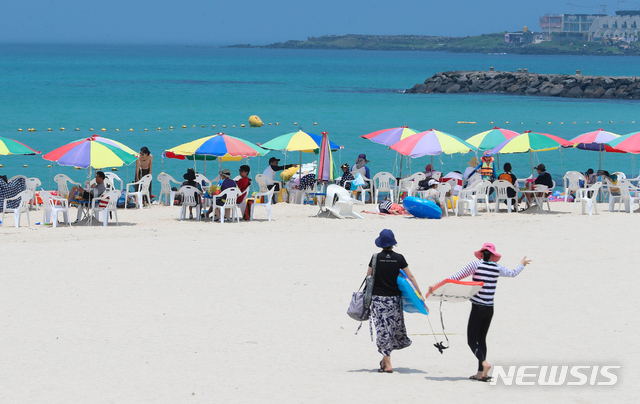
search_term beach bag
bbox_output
[352,173,366,188]
[347,254,377,322]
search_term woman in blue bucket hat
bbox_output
[366,229,422,373]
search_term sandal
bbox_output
[469,375,491,382]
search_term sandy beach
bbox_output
[0,201,636,403]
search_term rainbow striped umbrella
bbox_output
[166,133,267,158]
[390,129,476,158]
[466,127,520,151]
[259,130,341,153]
[489,131,572,176]
[0,136,40,155]
[569,129,620,152]
[317,132,334,181]
[43,134,137,168]
[607,131,640,154]
[361,126,420,146]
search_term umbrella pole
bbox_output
[530,150,534,178]
[204,156,207,177]
[599,148,602,171]
[399,154,404,179]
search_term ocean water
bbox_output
[2,44,640,189]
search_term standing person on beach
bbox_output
[430,243,530,382]
[367,229,422,373]
[135,147,153,205]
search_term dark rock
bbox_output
[565,86,583,97]
[413,83,427,93]
[524,87,539,95]
[593,87,606,97]
[446,84,461,93]
[506,84,520,93]
[549,85,565,96]
[603,88,616,99]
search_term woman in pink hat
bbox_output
[430,243,531,382]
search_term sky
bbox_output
[0,1,624,45]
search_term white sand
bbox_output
[0,202,637,403]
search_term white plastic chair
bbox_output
[40,190,70,227]
[105,172,124,191]
[493,180,518,213]
[373,172,396,204]
[398,172,426,202]
[325,184,364,219]
[434,182,454,217]
[157,172,181,206]
[25,178,41,210]
[563,171,586,202]
[537,180,555,212]
[125,174,152,209]
[617,180,640,213]
[179,185,202,221]
[573,182,601,216]
[456,181,491,217]
[195,174,210,190]
[89,190,120,226]
[214,187,241,223]
[254,174,270,193]
[465,173,482,189]
[1,190,32,227]
[251,187,274,221]
[54,174,81,199]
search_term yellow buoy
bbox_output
[60,127,65,131]
[223,125,226,128]
[193,125,196,127]
[129,128,133,131]
[548,122,551,124]
[144,129,148,131]
[621,121,624,123]
[0,164,3,167]
[158,127,161,130]
[248,115,264,127]
[276,122,279,125]
[47,165,51,168]
[47,128,52,131]
[520,122,523,124]
[241,124,245,127]
[170,126,173,130]
[232,125,235,128]
[23,165,28,167]
[111,168,118,171]
[212,125,216,128]
[609,121,613,123]
[598,121,602,123]
[490,121,494,124]
[18,128,22,131]
[90,128,94,131]
[294,122,297,125]
[314,122,318,125]
[560,122,564,125]
[182,125,187,128]
[269,123,272,125]
[201,125,205,128]
[115,129,119,131]
[505,121,509,124]
[75,128,80,131]
[573,122,576,124]
[586,122,589,124]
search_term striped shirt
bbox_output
[447,260,525,306]
[378,200,393,213]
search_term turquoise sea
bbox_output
[2,44,640,188]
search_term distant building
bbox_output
[588,15,640,42]
[539,13,606,39]
[505,28,544,44]
[538,11,640,42]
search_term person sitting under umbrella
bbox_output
[263,157,297,203]
[180,168,202,219]
[519,164,553,210]
[338,163,354,190]
[67,171,106,204]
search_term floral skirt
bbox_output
[371,295,411,356]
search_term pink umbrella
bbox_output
[568,129,624,169]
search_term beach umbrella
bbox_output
[361,126,420,178]
[568,129,622,169]
[260,130,343,182]
[390,129,476,159]
[489,131,572,176]
[165,133,268,175]
[317,132,335,181]
[607,131,640,153]
[466,127,520,151]
[0,136,41,156]
[361,126,420,146]
[43,134,138,169]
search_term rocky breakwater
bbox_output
[406,71,640,100]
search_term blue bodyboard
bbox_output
[397,269,429,315]
[402,196,442,219]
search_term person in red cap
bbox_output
[429,243,531,382]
